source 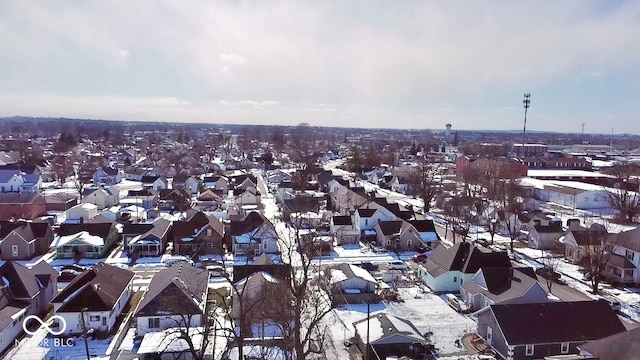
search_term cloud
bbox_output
[0,1,639,132]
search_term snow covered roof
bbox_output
[137,327,204,354]
[51,231,104,247]
[353,313,425,344]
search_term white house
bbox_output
[92,167,122,185]
[417,242,511,293]
[607,228,640,284]
[50,263,134,335]
[82,186,120,209]
[230,212,279,257]
[331,215,360,245]
[354,204,396,233]
[0,170,42,193]
[64,203,99,224]
[134,263,208,336]
[329,263,377,294]
[184,176,201,195]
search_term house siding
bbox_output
[137,315,203,336]
[476,310,510,360]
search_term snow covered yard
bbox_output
[9,326,113,360]
[328,287,477,359]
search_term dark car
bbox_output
[356,262,379,272]
[412,253,428,263]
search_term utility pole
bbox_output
[80,307,91,359]
[521,93,531,158]
[366,301,370,360]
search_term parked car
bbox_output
[387,260,409,271]
[356,262,379,272]
[412,254,428,263]
[445,293,470,313]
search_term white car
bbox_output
[387,260,408,271]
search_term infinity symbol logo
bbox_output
[22,315,67,336]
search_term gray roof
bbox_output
[134,263,208,317]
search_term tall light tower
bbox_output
[521,93,531,158]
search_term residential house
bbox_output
[0,169,42,193]
[64,203,99,224]
[329,263,379,305]
[123,218,172,257]
[266,169,293,184]
[126,189,158,210]
[331,215,360,245]
[124,167,147,181]
[158,188,191,211]
[194,189,224,211]
[92,167,122,185]
[409,219,441,249]
[327,183,368,215]
[81,186,120,210]
[184,176,201,196]
[134,263,209,336]
[579,325,640,360]
[417,242,511,293]
[475,301,625,360]
[141,175,167,191]
[606,227,640,284]
[354,203,396,234]
[232,253,291,282]
[525,220,564,250]
[0,261,58,354]
[229,212,278,258]
[50,263,134,336]
[232,271,292,338]
[561,224,608,264]
[0,193,47,220]
[203,175,229,193]
[460,267,550,312]
[234,187,261,207]
[174,214,225,258]
[353,314,429,360]
[374,220,419,252]
[0,220,53,260]
[53,221,119,259]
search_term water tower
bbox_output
[445,123,452,137]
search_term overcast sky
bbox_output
[1,1,639,134]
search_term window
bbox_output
[525,344,534,356]
[207,228,212,236]
[486,326,493,346]
[102,317,107,326]
[453,276,457,283]
[148,318,160,328]
[624,269,634,279]
[561,342,569,354]
[263,242,268,250]
[89,315,100,322]
[407,240,412,247]
[365,219,368,226]
[11,245,18,257]
[626,250,635,262]
[386,240,391,246]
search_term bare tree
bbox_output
[541,254,562,293]
[277,218,334,360]
[408,155,444,213]
[579,223,614,294]
[602,162,640,223]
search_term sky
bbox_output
[1,1,639,134]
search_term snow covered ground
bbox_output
[9,326,112,360]
[327,287,476,359]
